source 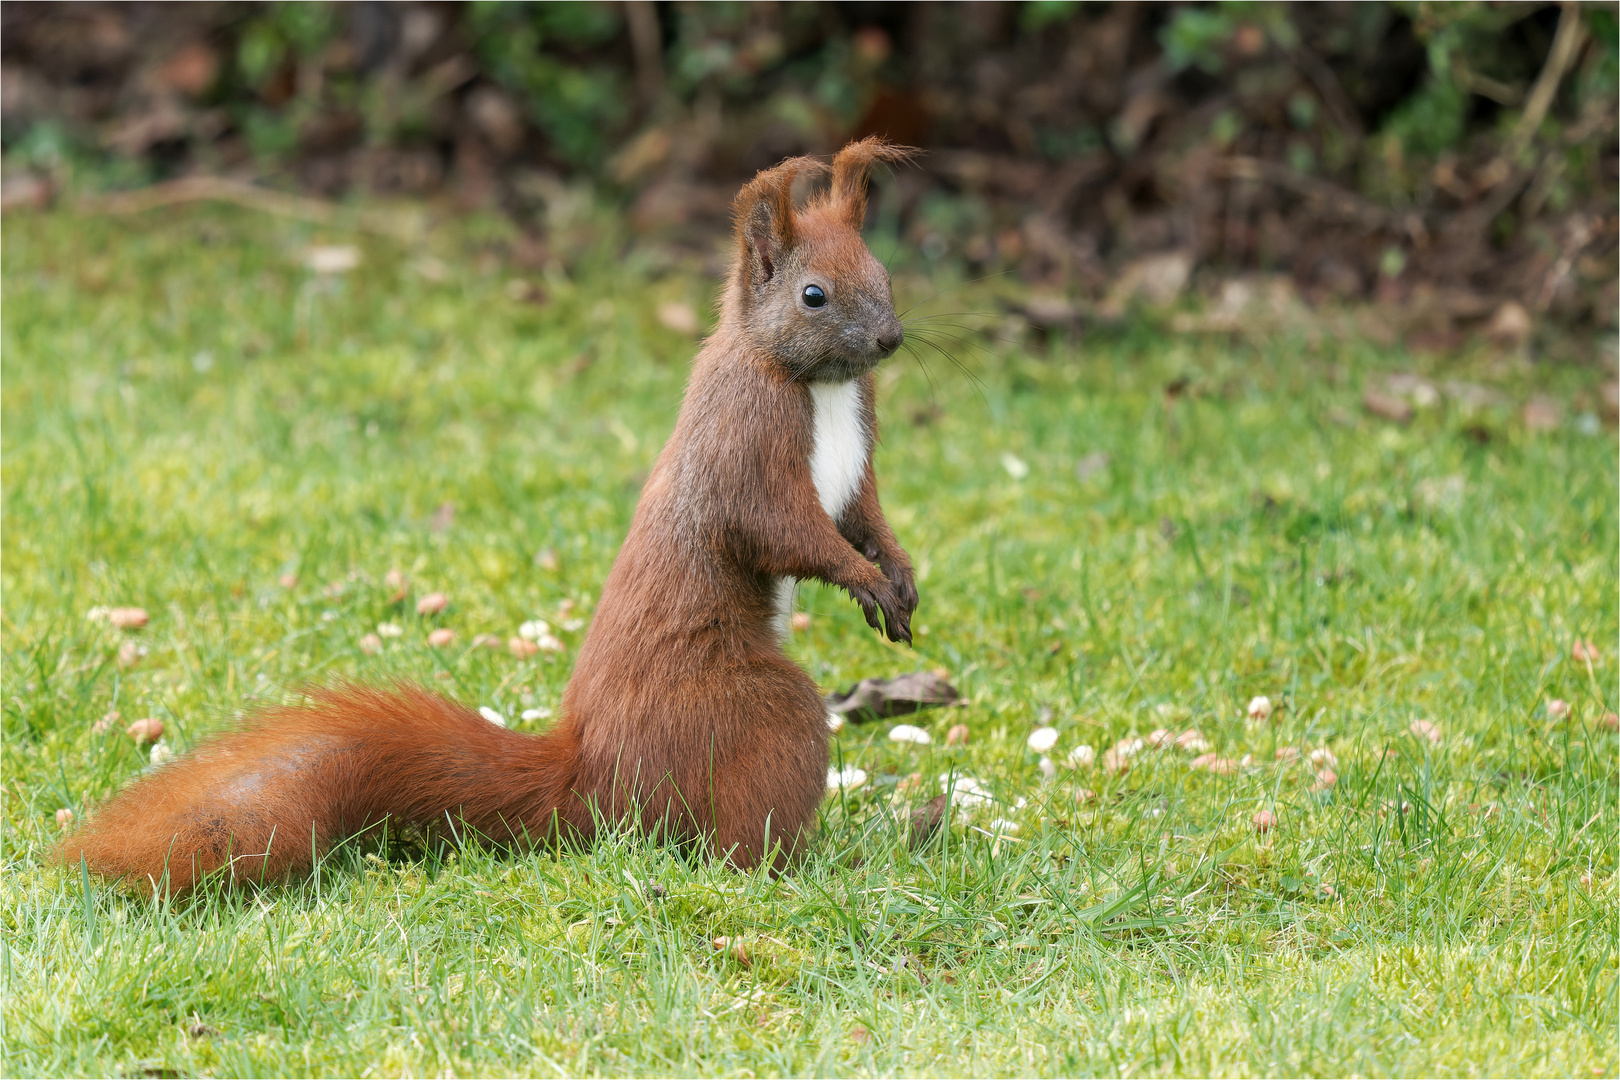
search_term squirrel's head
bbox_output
[727,138,915,383]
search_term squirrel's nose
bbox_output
[876,328,903,355]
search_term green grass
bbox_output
[2,204,1616,1078]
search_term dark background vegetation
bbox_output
[2,1,1617,333]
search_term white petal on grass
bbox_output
[1000,452,1030,479]
[377,622,404,638]
[1175,730,1211,753]
[521,707,553,722]
[519,619,551,641]
[1247,695,1273,721]
[149,741,176,766]
[889,724,932,745]
[940,774,994,809]
[1066,744,1096,768]
[827,766,868,791]
[1027,726,1059,752]
[1039,755,1056,780]
[826,711,845,734]
[478,707,508,728]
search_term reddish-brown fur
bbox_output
[58,138,918,894]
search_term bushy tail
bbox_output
[56,682,583,896]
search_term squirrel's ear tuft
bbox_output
[733,156,826,290]
[825,137,917,230]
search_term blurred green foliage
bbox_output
[467,2,629,169]
[1,1,1612,314]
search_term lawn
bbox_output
[1,204,1615,1078]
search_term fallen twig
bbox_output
[1214,156,1393,229]
[1479,1,1589,187]
[76,175,419,239]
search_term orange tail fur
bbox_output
[56,683,584,895]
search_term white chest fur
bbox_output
[807,380,868,521]
[773,380,868,639]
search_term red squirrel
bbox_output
[59,138,919,894]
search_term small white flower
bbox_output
[562,618,586,632]
[1038,755,1056,780]
[1308,747,1338,771]
[519,619,551,641]
[86,606,111,623]
[987,818,1021,833]
[940,774,993,809]
[377,622,403,638]
[1247,695,1273,722]
[889,724,932,745]
[827,766,868,790]
[1066,744,1096,768]
[536,633,565,653]
[1113,736,1145,758]
[1000,452,1030,479]
[521,707,554,722]
[1027,726,1059,753]
[478,707,508,728]
[826,711,845,734]
[1175,730,1211,753]
[149,741,176,766]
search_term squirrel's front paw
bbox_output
[887,562,918,626]
[846,576,910,644]
[872,579,914,645]
[846,578,885,633]
[872,554,916,643]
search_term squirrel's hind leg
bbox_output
[705,671,830,872]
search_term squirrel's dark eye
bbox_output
[801,284,826,308]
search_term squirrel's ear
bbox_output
[826,137,917,230]
[732,156,824,290]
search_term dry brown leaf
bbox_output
[826,671,960,723]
